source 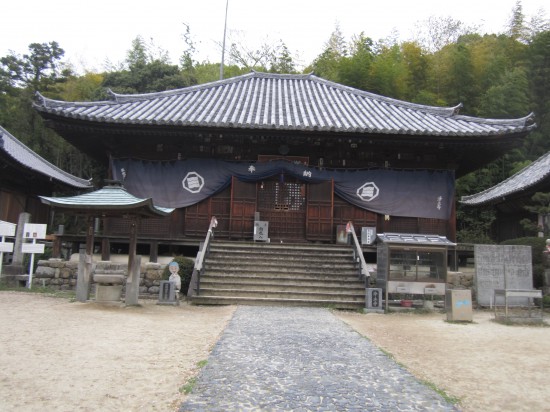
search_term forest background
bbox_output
[1,2,549,243]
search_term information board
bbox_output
[0,221,16,237]
[474,245,532,306]
[23,224,47,239]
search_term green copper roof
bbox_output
[39,183,173,217]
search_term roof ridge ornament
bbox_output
[452,103,463,115]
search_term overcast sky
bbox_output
[1,0,548,73]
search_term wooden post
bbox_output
[76,216,95,302]
[150,240,158,263]
[101,237,110,261]
[125,217,140,305]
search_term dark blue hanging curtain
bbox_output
[111,158,454,220]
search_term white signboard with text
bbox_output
[22,223,47,288]
[23,224,47,240]
[0,221,17,277]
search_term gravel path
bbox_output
[180,306,458,411]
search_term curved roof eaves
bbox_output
[0,125,92,189]
[461,151,550,205]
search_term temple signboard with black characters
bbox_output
[34,72,535,250]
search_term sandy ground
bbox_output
[336,310,550,412]
[0,292,235,412]
[1,292,548,412]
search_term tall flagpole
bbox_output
[220,0,229,80]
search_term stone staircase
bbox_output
[190,242,366,309]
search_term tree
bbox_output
[528,30,550,151]
[368,41,410,99]
[479,67,530,118]
[269,41,296,74]
[180,23,198,86]
[0,42,72,162]
[102,37,190,94]
[337,33,374,91]
[521,192,550,236]
[0,41,68,91]
[309,25,348,81]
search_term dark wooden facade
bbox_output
[102,173,451,244]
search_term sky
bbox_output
[1,0,548,73]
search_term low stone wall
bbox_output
[33,258,167,298]
[447,270,475,289]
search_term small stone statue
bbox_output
[168,261,181,301]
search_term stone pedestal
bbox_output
[93,270,125,304]
[95,284,123,303]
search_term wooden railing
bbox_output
[187,216,218,297]
[346,221,370,284]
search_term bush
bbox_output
[162,256,195,295]
[500,237,546,288]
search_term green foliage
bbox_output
[162,256,195,294]
[500,236,546,287]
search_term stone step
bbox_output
[207,253,354,265]
[201,273,362,283]
[193,241,366,308]
[204,263,358,274]
[190,295,365,310]
[200,279,364,291]
[199,287,365,301]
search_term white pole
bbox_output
[27,239,36,289]
[0,251,3,279]
[220,0,229,80]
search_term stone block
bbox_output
[35,266,55,278]
[60,268,72,279]
[47,259,65,268]
[145,262,162,270]
[145,269,162,281]
[149,286,160,294]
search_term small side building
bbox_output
[461,152,550,242]
[0,125,92,225]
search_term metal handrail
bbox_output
[346,221,370,283]
[188,216,218,297]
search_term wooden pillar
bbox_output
[150,240,158,263]
[76,216,95,302]
[52,235,61,259]
[125,217,140,305]
[101,238,110,261]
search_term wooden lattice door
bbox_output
[257,175,306,241]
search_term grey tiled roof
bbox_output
[377,233,455,246]
[0,125,92,189]
[34,72,535,137]
[39,184,173,216]
[461,151,550,206]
